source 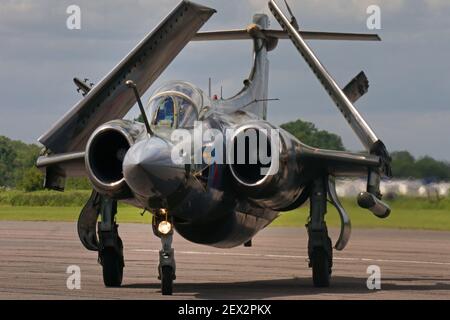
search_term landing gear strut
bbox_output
[98,197,124,287]
[306,177,333,287]
[153,214,176,295]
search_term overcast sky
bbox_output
[1,0,449,160]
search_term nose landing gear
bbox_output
[159,236,176,295]
[153,212,176,295]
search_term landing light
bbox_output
[158,221,173,235]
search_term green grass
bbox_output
[272,200,450,231]
[0,206,152,224]
[0,197,449,231]
[1,189,449,230]
[0,190,91,206]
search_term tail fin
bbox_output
[222,14,271,120]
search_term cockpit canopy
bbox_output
[146,81,206,131]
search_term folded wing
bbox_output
[38,1,216,154]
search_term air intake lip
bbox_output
[87,130,130,184]
[227,123,276,188]
[85,121,136,197]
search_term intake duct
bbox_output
[85,120,143,199]
[229,125,273,187]
[227,122,306,211]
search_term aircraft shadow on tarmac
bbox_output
[121,276,450,299]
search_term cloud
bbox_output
[424,0,450,9]
[247,0,406,20]
[0,0,449,160]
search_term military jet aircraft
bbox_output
[36,0,392,295]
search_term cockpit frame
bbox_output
[147,90,200,130]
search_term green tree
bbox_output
[391,151,417,178]
[0,136,18,187]
[281,119,345,150]
[415,156,450,181]
[391,151,450,181]
[66,177,92,190]
[18,167,44,192]
[0,135,42,188]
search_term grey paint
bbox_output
[36,1,388,250]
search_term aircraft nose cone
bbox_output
[122,137,186,199]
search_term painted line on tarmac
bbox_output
[131,249,450,266]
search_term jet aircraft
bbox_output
[36,0,392,295]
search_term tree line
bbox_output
[0,136,90,191]
[1,119,449,190]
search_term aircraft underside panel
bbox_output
[174,208,279,248]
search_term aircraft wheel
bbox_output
[311,248,331,288]
[101,248,124,287]
[161,266,174,295]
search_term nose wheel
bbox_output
[158,234,176,295]
[160,265,175,295]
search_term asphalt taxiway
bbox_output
[0,221,449,299]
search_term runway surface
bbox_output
[0,221,449,300]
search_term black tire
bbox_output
[311,249,331,288]
[161,266,174,295]
[102,248,124,287]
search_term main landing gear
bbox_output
[77,191,125,287]
[98,197,124,287]
[306,177,333,287]
[152,212,176,295]
[79,193,176,295]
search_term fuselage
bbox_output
[90,13,312,248]
[127,109,312,249]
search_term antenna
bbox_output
[283,0,299,30]
[241,98,280,109]
[208,77,212,98]
[126,80,153,135]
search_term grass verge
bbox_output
[0,197,449,231]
